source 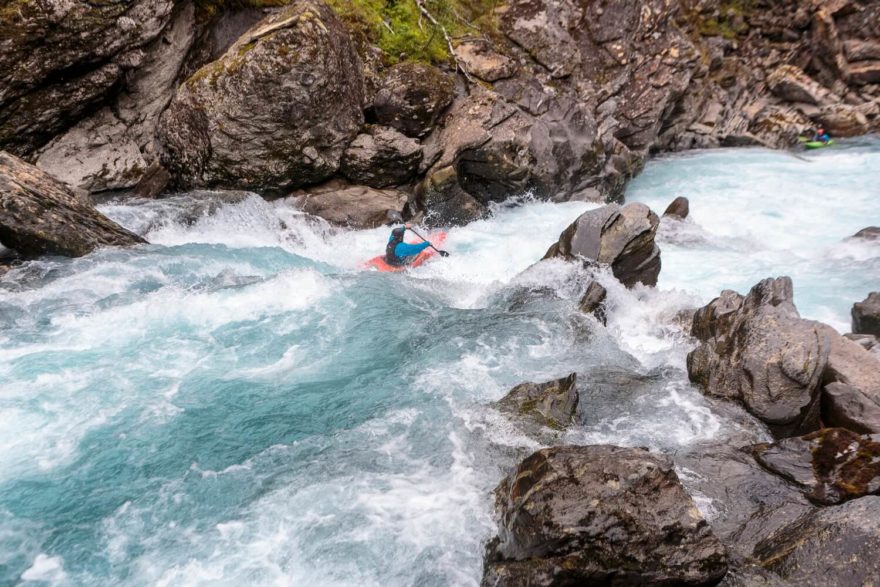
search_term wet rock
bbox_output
[687,277,831,438]
[0,152,145,257]
[290,179,407,229]
[158,1,364,193]
[852,292,880,336]
[372,63,454,138]
[453,40,516,82]
[544,203,661,288]
[340,126,422,188]
[0,0,176,156]
[820,325,880,434]
[753,496,880,585]
[495,373,578,431]
[663,196,690,220]
[132,161,171,199]
[851,226,880,241]
[750,428,880,505]
[483,445,728,586]
[578,281,607,324]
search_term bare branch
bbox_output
[414,0,474,83]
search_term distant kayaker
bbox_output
[812,127,831,144]
[385,225,431,267]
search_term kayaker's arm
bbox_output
[395,241,431,257]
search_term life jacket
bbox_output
[385,232,406,266]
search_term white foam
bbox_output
[20,554,67,584]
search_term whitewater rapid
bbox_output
[0,139,878,585]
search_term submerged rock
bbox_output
[851,226,880,241]
[158,1,364,193]
[291,180,407,229]
[543,203,661,288]
[483,445,728,586]
[372,63,454,138]
[852,291,880,336]
[495,373,578,431]
[750,428,880,505]
[754,496,880,585]
[663,196,690,220]
[687,277,830,438]
[578,280,608,324]
[0,152,145,257]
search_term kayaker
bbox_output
[812,127,831,144]
[385,225,431,267]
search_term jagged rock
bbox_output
[0,0,176,156]
[483,445,728,587]
[820,323,880,434]
[851,226,880,241]
[844,39,880,62]
[844,333,878,352]
[340,126,422,188]
[578,280,607,324]
[750,428,880,505]
[663,196,690,219]
[372,63,454,138]
[0,152,145,256]
[453,40,516,82]
[687,277,831,438]
[817,103,869,136]
[158,1,364,193]
[290,180,407,229]
[499,0,581,78]
[848,61,880,84]
[766,65,830,105]
[132,161,171,199]
[543,203,661,288]
[852,292,880,336]
[495,373,578,431]
[754,496,880,585]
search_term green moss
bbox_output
[194,0,293,19]
[0,0,31,25]
[696,0,752,39]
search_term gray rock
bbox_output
[664,196,690,219]
[750,428,880,505]
[340,126,422,188]
[495,373,578,431]
[820,325,880,434]
[0,152,145,257]
[132,161,171,199]
[372,63,454,138]
[852,292,880,336]
[483,445,728,587]
[851,226,880,241]
[578,280,608,324]
[499,0,581,78]
[687,277,830,438]
[453,40,516,82]
[158,1,364,193]
[291,180,407,229]
[754,496,880,585]
[544,203,661,288]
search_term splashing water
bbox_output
[1,138,878,585]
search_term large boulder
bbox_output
[158,1,364,193]
[664,196,690,220]
[372,63,454,138]
[578,280,608,324]
[754,496,880,585]
[0,151,145,256]
[543,203,661,288]
[750,428,880,505]
[495,373,579,432]
[820,325,880,434]
[852,292,880,336]
[483,445,728,586]
[290,180,407,229]
[340,126,422,188]
[0,0,176,156]
[687,277,831,438]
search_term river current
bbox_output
[1,139,878,585]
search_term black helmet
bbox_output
[391,226,406,238]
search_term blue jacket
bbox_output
[389,236,430,259]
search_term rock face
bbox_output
[754,496,880,585]
[290,180,407,229]
[578,280,608,324]
[158,1,364,193]
[750,428,880,505]
[483,445,728,586]
[663,196,690,220]
[0,0,176,157]
[495,373,578,431]
[820,326,880,434]
[372,63,455,138]
[852,292,880,336]
[0,152,145,256]
[544,203,661,288]
[687,277,831,438]
[340,126,422,188]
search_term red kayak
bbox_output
[364,232,448,272]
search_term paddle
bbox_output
[408,226,450,257]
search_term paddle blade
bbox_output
[439,250,450,257]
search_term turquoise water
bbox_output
[1,139,878,585]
